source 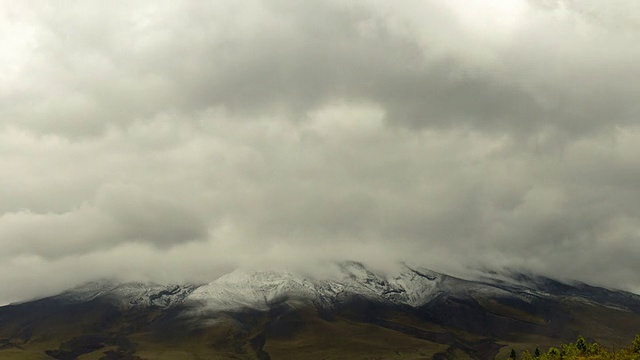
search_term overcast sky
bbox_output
[1,0,640,304]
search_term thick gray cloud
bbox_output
[1,0,640,304]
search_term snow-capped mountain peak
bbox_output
[55,262,453,312]
[184,262,453,312]
[52,261,640,317]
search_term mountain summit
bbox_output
[2,262,640,359]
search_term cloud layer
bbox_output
[2,0,640,304]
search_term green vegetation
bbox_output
[510,335,640,360]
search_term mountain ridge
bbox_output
[2,261,640,359]
[47,261,640,314]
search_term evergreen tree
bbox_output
[510,348,517,360]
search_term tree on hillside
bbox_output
[507,334,640,360]
[576,336,588,353]
[633,334,640,354]
[521,349,533,360]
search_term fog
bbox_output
[2,1,640,304]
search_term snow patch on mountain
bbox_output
[188,270,317,311]
[57,280,198,309]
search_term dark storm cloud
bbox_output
[1,0,640,304]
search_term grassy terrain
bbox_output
[263,309,450,359]
[1,294,640,359]
[504,335,640,360]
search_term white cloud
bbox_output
[1,0,639,304]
